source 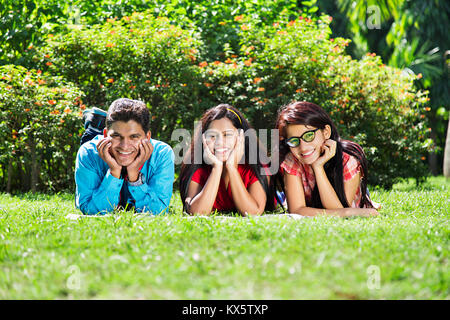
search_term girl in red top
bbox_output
[179,104,275,215]
[276,101,380,217]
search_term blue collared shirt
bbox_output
[75,135,174,215]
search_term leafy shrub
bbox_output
[1,0,301,66]
[0,65,85,192]
[22,10,433,190]
[35,12,204,139]
[195,13,433,188]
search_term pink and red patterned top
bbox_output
[280,151,365,207]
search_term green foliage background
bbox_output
[0,0,442,192]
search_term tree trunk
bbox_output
[443,118,450,178]
[428,126,439,176]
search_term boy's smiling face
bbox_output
[104,120,151,167]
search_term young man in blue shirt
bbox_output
[75,98,174,215]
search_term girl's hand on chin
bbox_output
[312,139,337,170]
[202,134,223,168]
[226,129,245,169]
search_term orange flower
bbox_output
[126,79,132,83]
[425,107,431,111]
[25,108,31,112]
[277,30,287,35]
[145,80,151,83]
[45,54,50,58]
[107,78,114,83]
[288,20,296,26]
[219,21,226,26]
[38,79,46,85]
[296,88,303,93]
[231,54,238,58]
[241,24,249,31]
[130,85,136,89]
[48,100,56,105]
[60,119,65,124]
[105,43,115,48]
[421,156,426,161]
[244,59,252,66]
[199,61,208,68]
[36,69,42,75]
[417,73,423,79]
[253,77,262,84]
[35,101,42,106]
[80,104,86,110]
[273,22,280,28]
[257,87,265,92]
[204,82,213,88]
[225,58,233,64]
[46,62,52,66]
[377,107,382,112]
[234,15,244,22]
[213,61,222,65]
[64,107,71,113]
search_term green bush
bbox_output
[0,65,85,192]
[35,12,204,139]
[195,13,433,188]
[1,0,301,66]
[13,9,433,191]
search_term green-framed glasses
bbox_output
[285,128,320,147]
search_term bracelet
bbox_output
[128,172,144,186]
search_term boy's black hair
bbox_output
[106,98,150,133]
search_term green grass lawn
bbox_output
[0,176,448,299]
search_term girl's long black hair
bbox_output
[179,104,275,212]
[275,101,373,208]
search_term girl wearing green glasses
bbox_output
[276,101,380,217]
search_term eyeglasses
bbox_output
[285,128,320,147]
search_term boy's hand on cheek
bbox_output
[97,137,122,178]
